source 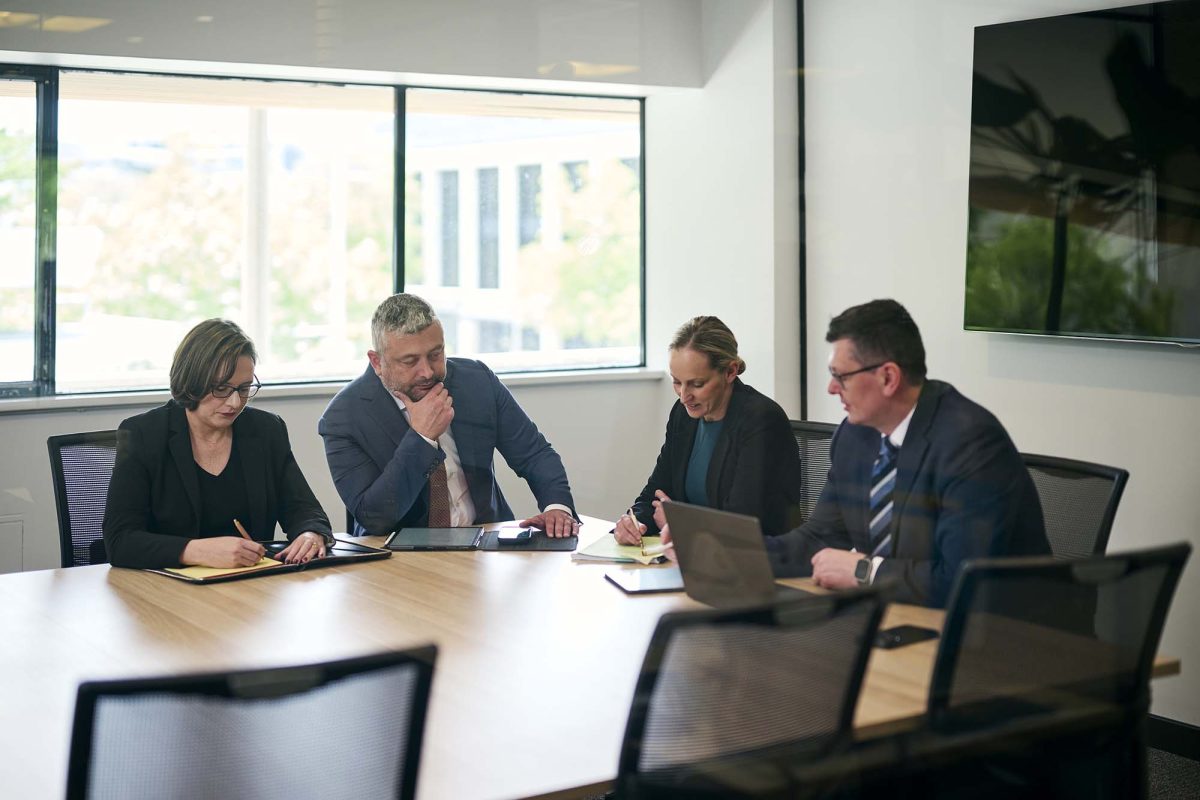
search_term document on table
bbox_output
[161,557,285,581]
[572,534,664,565]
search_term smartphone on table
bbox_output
[874,624,939,649]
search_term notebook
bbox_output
[384,527,578,552]
[663,502,809,608]
[573,534,665,565]
[149,539,392,584]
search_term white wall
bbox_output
[805,0,1200,726]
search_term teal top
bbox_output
[684,418,724,506]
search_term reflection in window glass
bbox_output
[405,89,642,372]
[55,72,394,393]
[0,81,37,384]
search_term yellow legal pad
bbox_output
[162,557,284,581]
[571,534,663,565]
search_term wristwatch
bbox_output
[854,557,872,586]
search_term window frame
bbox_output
[0,66,646,399]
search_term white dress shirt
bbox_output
[391,394,571,525]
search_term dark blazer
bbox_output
[768,380,1049,607]
[319,358,575,535]
[632,379,802,536]
[102,401,332,569]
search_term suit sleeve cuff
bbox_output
[869,556,884,583]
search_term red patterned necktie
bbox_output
[428,461,452,526]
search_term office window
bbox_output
[0,79,36,385]
[517,164,542,246]
[405,88,643,372]
[478,167,499,289]
[478,320,511,353]
[439,170,459,287]
[4,73,643,397]
[53,72,394,393]
[563,160,587,193]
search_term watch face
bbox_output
[854,558,870,581]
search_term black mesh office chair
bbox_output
[614,589,885,799]
[1021,453,1129,559]
[789,420,837,523]
[66,646,437,800]
[925,544,1190,799]
[47,430,119,568]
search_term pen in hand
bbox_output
[233,518,252,540]
[233,519,266,563]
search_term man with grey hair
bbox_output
[320,293,578,537]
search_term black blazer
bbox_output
[768,380,1050,607]
[632,379,802,536]
[103,401,332,569]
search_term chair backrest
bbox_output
[615,589,885,799]
[928,543,1190,731]
[66,646,437,800]
[47,430,119,568]
[789,420,837,524]
[1021,452,1129,559]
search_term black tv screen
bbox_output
[965,0,1200,345]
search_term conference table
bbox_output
[0,516,1180,799]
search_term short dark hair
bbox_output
[169,319,257,410]
[826,299,926,385]
[669,316,746,376]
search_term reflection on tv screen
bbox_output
[965,0,1200,344]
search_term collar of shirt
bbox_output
[887,402,917,450]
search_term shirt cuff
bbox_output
[543,503,574,518]
[418,432,438,448]
[869,556,884,583]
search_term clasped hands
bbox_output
[811,548,864,590]
[181,531,327,568]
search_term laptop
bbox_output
[663,502,809,608]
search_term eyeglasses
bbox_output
[828,363,884,388]
[210,379,262,400]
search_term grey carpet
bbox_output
[1148,747,1200,800]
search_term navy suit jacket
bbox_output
[768,380,1049,607]
[632,379,802,536]
[103,402,332,569]
[319,358,575,535]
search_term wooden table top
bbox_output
[0,516,1181,799]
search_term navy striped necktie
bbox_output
[868,436,899,557]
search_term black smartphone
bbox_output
[496,527,532,543]
[874,624,939,649]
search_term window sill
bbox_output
[0,367,664,416]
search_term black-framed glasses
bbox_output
[828,363,884,388]
[210,378,262,400]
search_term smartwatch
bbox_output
[854,557,872,586]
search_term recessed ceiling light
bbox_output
[196,16,214,23]
[41,15,112,33]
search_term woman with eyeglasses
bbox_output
[103,318,332,569]
[613,316,803,547]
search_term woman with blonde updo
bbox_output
[614,316,801,545]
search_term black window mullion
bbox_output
[34,68,58,395]
[394,86,406,294]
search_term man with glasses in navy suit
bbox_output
[765,299,1049,607]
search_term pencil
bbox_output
[233,518,252,540]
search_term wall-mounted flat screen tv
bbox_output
[965,0,1200,345]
